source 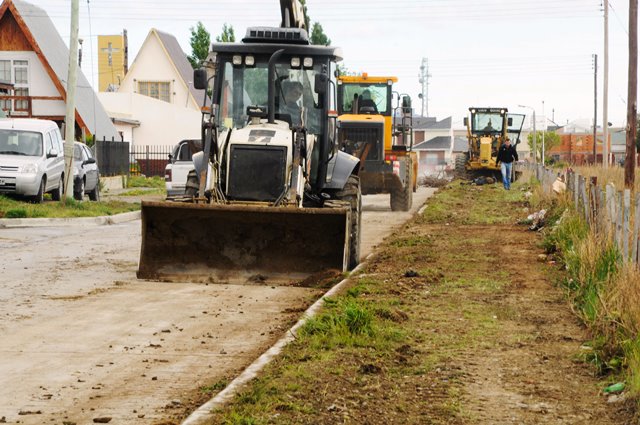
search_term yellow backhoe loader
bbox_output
[137,0,362,284]
[336,74,417,211]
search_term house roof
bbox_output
[452,136,468,152]
[7,0,119,140]
[411,116,452,130]
[414,135,452,151]
[154,29,207,106]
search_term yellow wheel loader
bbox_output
[336,74,417,211]
[456,107,525,180]
[137,0,362,284]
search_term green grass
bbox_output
[118,188,165,197]
[127,175,165,189]
[420,180,528,225]
[0,194,139,219]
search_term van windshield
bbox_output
[0,130,43,156]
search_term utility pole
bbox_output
[625,0,637,189]
[63,0,79,199]
[418,57,431,117]
[603,0,609,167]
[593,53,598,164]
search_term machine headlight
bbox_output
[303,57,313,68]
[245,55,255,66]
[232,55,242,66]
[20,163,37,174]
[291,57,301,68]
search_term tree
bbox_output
[188,22,211,69]
[216,23,236,43]
[310,22,331,46]
[527,131,560,162]
[336,63,360,76]
[299,0,310,30]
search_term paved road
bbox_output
[0,187,435,424]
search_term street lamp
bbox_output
[518,104,537,164]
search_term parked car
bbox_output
[165,139,201,196]
[73,141,100,201]
[0,118,65,203]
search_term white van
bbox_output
[0,119,66,203]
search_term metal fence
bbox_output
[94,141,172,177]
[129,145,172,177]
[534,164,640,266]
[95,139,130,176]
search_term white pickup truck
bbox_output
[164,139,201,196]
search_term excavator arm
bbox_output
[280,0,306,29]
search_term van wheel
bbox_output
[88,178,100,201]
[51,175,63,201]
[74,179,85,201]
[32,178,45,204]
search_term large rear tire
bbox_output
[454,153,469,180]
[185,169,199,197]
[390,159,413,212]
[335,175,361,270]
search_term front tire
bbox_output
[31,178,45,204]
[454,153,469,180]
[88,178,100,201]
[335,175,361,270]
[74,179,85,201]
[51,175,63,201]
[390,159,413,212]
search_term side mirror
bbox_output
[47,149,58,158]
[83,157,96,165]
[194,69,208,90]
[168,153,173,162]
[508,117,513,126]
[463,117,468,127]
[314,73,328,95]
[402,96,412,114]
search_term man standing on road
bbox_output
[496,138,518,190]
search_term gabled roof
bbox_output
[125,28,206,108]
[452,136,468,152]
[154,30,207,106]
[2,0,119,140]
[414,135,452,151]
[412,116,452,130]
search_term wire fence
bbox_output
[533,164,640,266]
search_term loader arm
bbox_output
[280,0,306,29]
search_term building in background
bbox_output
[98,31,128,92]
[0,0,118,141]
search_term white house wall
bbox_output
[0,51,65,116]
[119,34,194,110]
[98,92,201,147]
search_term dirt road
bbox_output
[0,187,435,424]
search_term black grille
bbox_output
[227,145,287,202]
[339,126,383,161]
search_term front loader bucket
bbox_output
[136,201,350,284]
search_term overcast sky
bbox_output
[35,0,635,129]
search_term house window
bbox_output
[0,60,10,82]
[13,60,29,111]
[138,81,170,103]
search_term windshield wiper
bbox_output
[0,150,27,155]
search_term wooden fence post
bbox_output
[617,191,624,252]
[580,176,590,224]
[606,183,616,238]
[574,172,580,210]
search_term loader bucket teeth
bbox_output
[137,201,350,284]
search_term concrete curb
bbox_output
[181,256,371,425]
[0,210,140,228]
